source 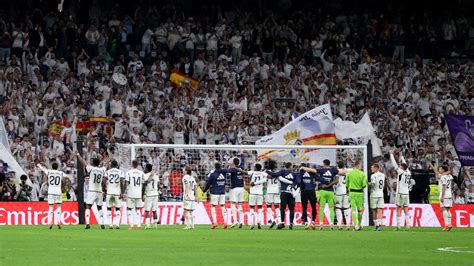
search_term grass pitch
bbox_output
[0,225,473,265]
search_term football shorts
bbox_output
[249,194,263,206]
[335,194,350,209]
[47,194,62,205]
[86,191,103,206]
[370,197,384,209]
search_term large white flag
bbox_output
[0,117,10,151]
[334,112,382,156]
[256,104,337,165]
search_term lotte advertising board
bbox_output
[0,202,473,227]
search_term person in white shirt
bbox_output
[433,165,454,231]
[143,164,160,229]
[390,150,412,231]
[104,160,125,229]
[37,162,70,229]
[245,163,268,229]
[76,152,109,229]
[124,160,145,229]
[182,165,198,230]
[141,27,154,56]
[230,31,242,64]
[369,163,385,231]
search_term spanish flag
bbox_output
[169,70,200,89]
[48,117,115,136]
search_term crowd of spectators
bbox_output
[0,0,473,203]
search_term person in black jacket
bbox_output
[299,164,329,229]
[266,162,295,230]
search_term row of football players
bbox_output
[36,149,454,231]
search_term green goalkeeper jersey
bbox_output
[346,169,367,191]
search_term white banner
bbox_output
[334,112,382,156]
[0,117,10,151]
[0,143,29,186]
[256,104,336,165]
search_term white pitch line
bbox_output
[437,247,474,254]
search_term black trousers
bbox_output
[301,190,317,223]
[280,192,295,224]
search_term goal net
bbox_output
[115,144,369,226]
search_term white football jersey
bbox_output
[182,174,196,201]
[126,168,145,199]
[390,154,411,195]
[248,171,268,195]
[266,175,280,194]
[370,172,385,198]
[439,174,453,199]
[47,170,65,195]
[87,165,106,193]
[396,170,411,195]
[106,168,124,195]
[144,173,160,197]
[334,174,347,195]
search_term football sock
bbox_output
[48,206,54,225]
[442,209,448,227]
[221,205,227,225]
[275,208,281,224]
[329,207,335,225]
[115,209,121,226]
[446,210,451,227]
[97,208,103,225]
[257,209,263,224]
[85,209,91,225]
[211,206,217,224]
[231,204,237,224]
[336,208,342,226]
[56,206,61,224]
[146,214,150,226]
[267,207,274,222]
[405,213,411,227]
[249,209,255,225]
[238,203,244,224]
[128,209,133,226]
[186,211,191,227]
[319,204,325,224]
[357,211,363,226]
[447,210,452,227]
[135,209,141,227]
[107,209,112,226]
[352,210,358,226]
[344,209,351,226]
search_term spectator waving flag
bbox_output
[169,70,200,89]
[256,104,336,165]
[445,114,474,166]
[334,112,383,157]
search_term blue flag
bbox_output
[445,114,474,166]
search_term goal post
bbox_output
[115,143,370,226]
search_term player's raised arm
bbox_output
[389,150,400,171]
[399,151,407,165]
[36,163,48,174]
[75,151,88,166]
